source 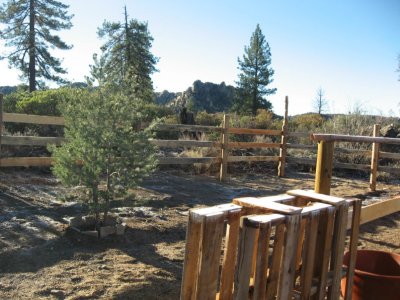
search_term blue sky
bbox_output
[0,0,399,116]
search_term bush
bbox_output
[50,88,157,228]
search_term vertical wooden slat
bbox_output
[343,200,362,300]
[312,206,335,300]
[220,114,230,182]
[234,218,257,300]
[327,202,349,300]
[219,210,241,300]
[369,124,380,191]
[278,96,288,177]
[180,211,204,300]
[277,214,301,300]
[300,211,320,299]
[314,140,335,195]
[266,223,285,299]
[196,212,225,300]
[253,222,272,300]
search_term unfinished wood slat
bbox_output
[287,189,345,207]
[253,222,272,300]
[327,202,349,300]
[233,218,258,300]
[180,211,204,300]
[257,194,296,204]
[343,199,362,300]
[2,112,64,125]
[0,157,53,167]
[299,211,320,299]
[196,212,225,300]
[228,127,282,136]
[149,139,220,148]
[312,206,335,300]
[219,210,241,300]
[266,222,285,300]
[228,141,280,149]
[233,197,303,215]
[360,196,400,224]
[1,135,65,146]
[227,155,279,163]
[277,214,301,300]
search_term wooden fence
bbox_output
[1,93,400,191]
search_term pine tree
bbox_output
[234,24,276,115]
[94,6,158,102]
[50,87,157,228]
[0,0,73,92]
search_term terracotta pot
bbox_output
[341,250,400,300]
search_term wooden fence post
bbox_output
[219,114,230,182]
[314,140,334,195]
[278,96,288,177]
[369,124,380,191]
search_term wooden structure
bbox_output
[1,93,400,191]
[180,190,362,300]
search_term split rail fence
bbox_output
[1,94,400,192]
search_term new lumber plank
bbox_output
[359,196,400,225]
[287,189,345,206]
[196,212,225,300]
[233,197,303,215]
[233,218,257,300]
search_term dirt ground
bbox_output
[0,167,399,299]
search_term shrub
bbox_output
[50,88,157,228]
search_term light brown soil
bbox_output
[0,168,399,299]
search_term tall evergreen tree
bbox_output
[0,0,73,92]
[94,7,158,102]
[233,24,276,115]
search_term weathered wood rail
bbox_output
[1,93,400,190]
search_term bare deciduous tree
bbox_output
[313,87,329,114]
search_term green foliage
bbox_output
[0,0,73,91]
[195,111,223,127]
[4,88,74,136]
[234,24,276,115]
[91,6,158,102]
[290,113,326,132]
[50,88,157,227]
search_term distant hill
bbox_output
[154,80,236,113]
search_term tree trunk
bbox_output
[29,0,36,92]
[92,183,100,230]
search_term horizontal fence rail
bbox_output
[0,94,400,189]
